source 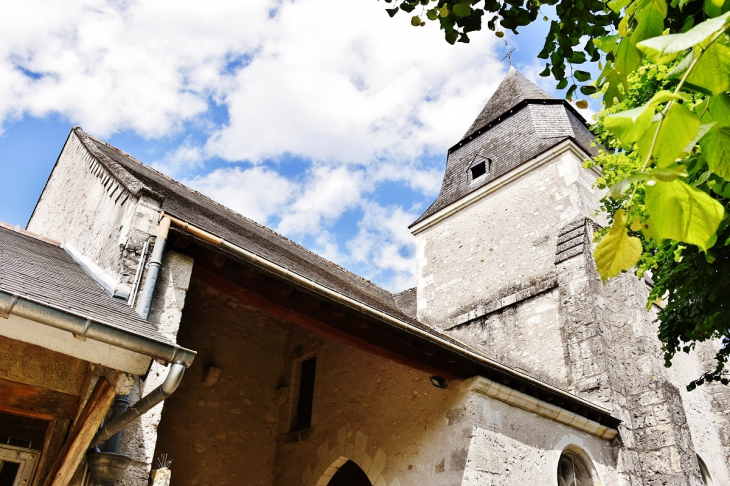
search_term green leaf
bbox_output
[604,71,626,107]
[594,209,643,282]
[648,165,689,180]
[709,93,730,127]
[638,102,700,166]
[386,7,399,17]
[667,51,694,78]
[426,9,438,20]
[631,0,667,45]
[440,3,449,16]
[685,40,730,95]
[637,11,730,64]
[683,122,715,153]
[557,78,568,89]
[645,179,725,250]
[608,172,651,198]
[604,103,655,144]
[570,52,588,63]
[647,89,685,105]
[575,70,592,82]
[411,15,422,26]
[580,85,598,95]
[539,64,551,77]
[453,2,472,17]
[594,34,621,53]
[700,126,730,178]
[609,0,632,12]
[614,37,642,79]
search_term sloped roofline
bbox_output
[449,98,591,155]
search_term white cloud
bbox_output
[2,0,521,291]
[185,166,296,224]
[347,202,419,291]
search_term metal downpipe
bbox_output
[101,395,130,453]
[91,363,185,448]
[135,217,170,320]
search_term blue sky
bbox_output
[0,0,598,292]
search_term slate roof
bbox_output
[462,68,554,140]
[411,68,597,227]
[62,127,618,423]
[0,223,173,345]
[73,128,415,325]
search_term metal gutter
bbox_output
[0,291,195,368]
[161,213,616,421]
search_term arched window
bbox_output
[329,460,371,486]
[557,451,594,486]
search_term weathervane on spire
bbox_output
[501,40,516,67]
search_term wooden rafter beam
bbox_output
[43,378,116,486]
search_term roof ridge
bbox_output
[461,69,554,141]
[81,131,400,302]
[73,127,163,201]
[0,221,61,246]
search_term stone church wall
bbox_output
[26,132,195,485]
[27,131,160,299]
[154,280,623,486]
[414,144,601,329]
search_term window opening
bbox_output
[468,155,490,182]
[0,461,20,486]
[471,162,487,179]
[557,452,593,486]
[292,356,316,431]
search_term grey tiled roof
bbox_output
[73,128,415,324]
[0,224,173,345]
[412,70,596,227]
[462,67,553,140]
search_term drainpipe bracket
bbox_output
[0,294,19,319]
[73,319,93,341]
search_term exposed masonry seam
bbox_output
[446,276,559,330]
[162,212,616,421]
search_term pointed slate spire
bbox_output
[462,68,554,140]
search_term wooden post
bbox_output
[43,378,116,486]
[34,417,71,486]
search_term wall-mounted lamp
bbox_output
[430,376,448,389]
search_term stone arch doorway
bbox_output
[329,460,371,486]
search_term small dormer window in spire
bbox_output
[468,155,490,182]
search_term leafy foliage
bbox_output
[384,0,730,388]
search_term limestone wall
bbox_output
[26,132,157,297]
[26,129,194,485]
[413,145,600,328]
[152,281,290,486]
[152,279,622,486]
